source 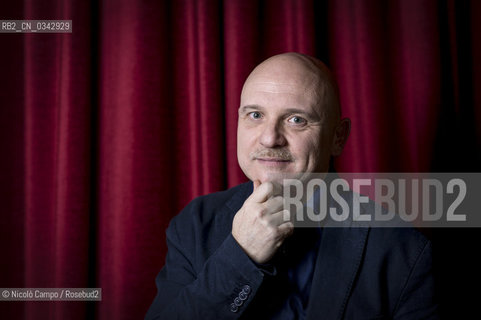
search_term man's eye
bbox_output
[288,116,306,125]
[248,112,262,119]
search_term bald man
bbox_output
[146,53,437,319]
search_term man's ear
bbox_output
[331,118,351,156]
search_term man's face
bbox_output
[237,60,336,183]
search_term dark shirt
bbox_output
[252,227,322,319]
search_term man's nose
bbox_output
[259,120,287,147]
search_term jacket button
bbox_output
[234,297,243,306]
[239,291,247,301]
[242,285,251,294]
[230,303,238,313]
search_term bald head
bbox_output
[242,52,341,127]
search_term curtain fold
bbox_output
[330,0,443,172]
[97,1,175,318]
[21,0,93,319]
[0,0,479,319]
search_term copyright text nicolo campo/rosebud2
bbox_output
[0,288,101,301]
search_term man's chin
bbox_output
[252,171,305,184]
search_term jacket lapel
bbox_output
[306,226,370,320]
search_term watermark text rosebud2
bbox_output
[281,173,478,228]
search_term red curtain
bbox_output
[0,0,479,319]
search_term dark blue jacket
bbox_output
[146,182,438,319]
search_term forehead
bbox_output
[240,72,325,112]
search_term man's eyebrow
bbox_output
[239,105,264,113]
[283,108,311,115]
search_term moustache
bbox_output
[250,149,294,161]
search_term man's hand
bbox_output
[232,180,294,264]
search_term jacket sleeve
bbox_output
[145,204,266,319]
[392,240,439,319]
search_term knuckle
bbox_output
[256,206,267,217]
[287,222,294,233]
[273,195,284,203]
[266,224,277,236]
[262,217,273,229]
[264,182,274,194]
[286,223,295,235]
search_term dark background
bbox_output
[0,0,480,319]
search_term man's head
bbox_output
[237,52,350,183]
